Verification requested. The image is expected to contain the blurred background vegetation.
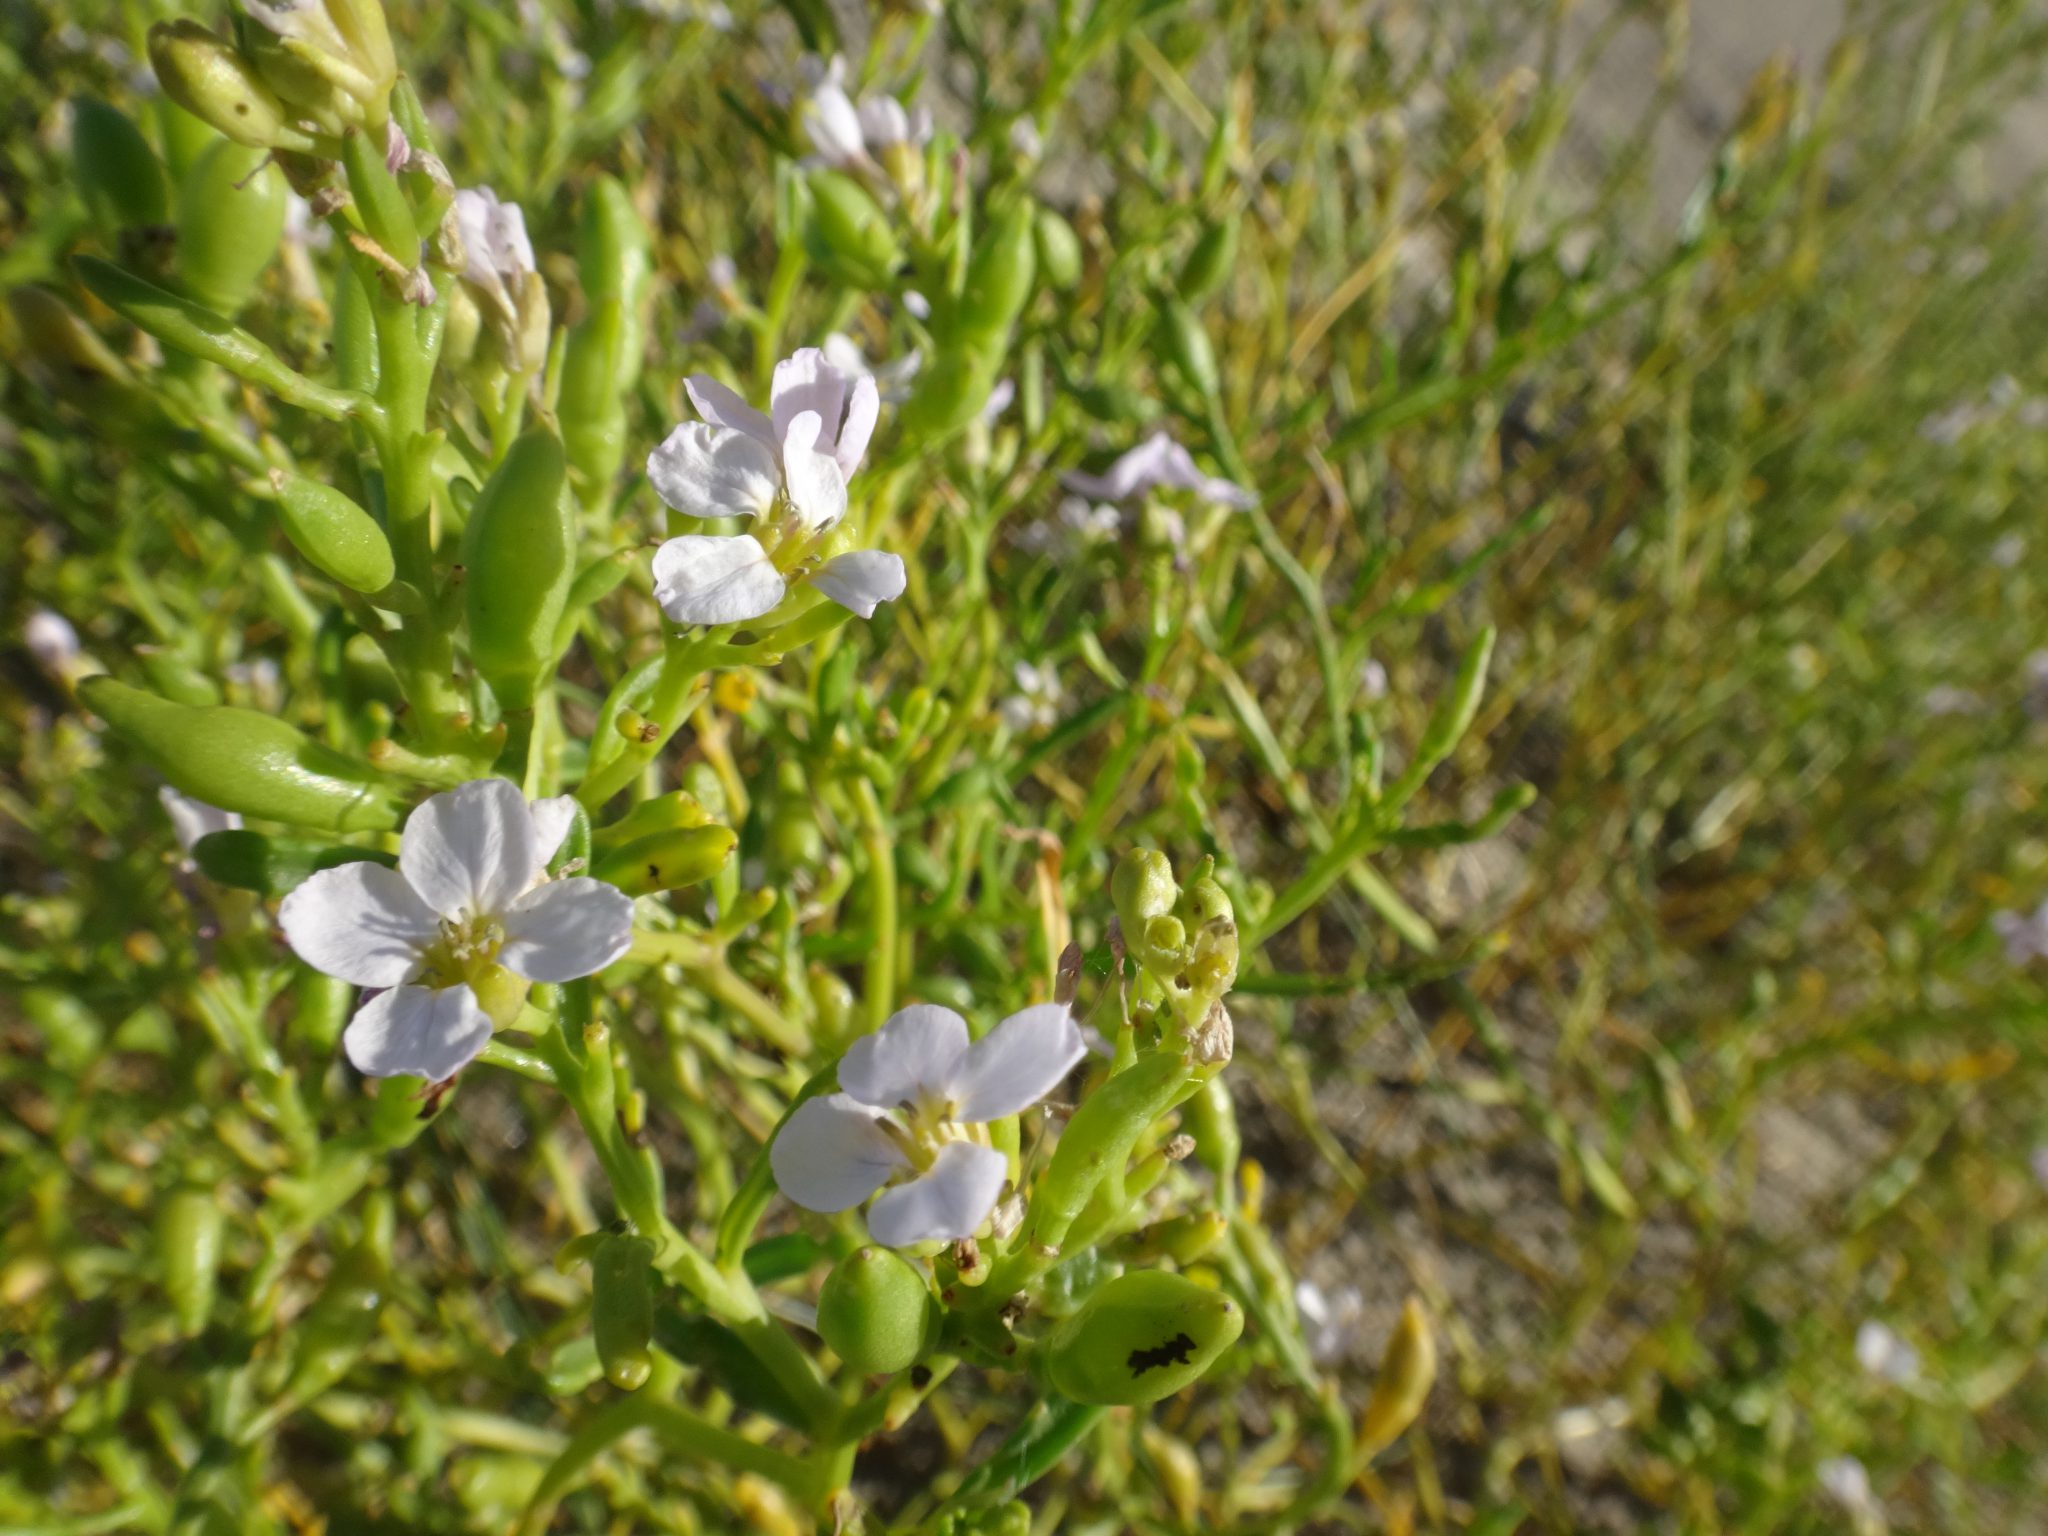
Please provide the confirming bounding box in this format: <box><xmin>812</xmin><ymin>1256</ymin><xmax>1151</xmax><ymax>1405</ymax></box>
<box><xmin>5</xmin><ymin>0</ymin><xmax>2048</xmax><ymax>1531</ymax></box>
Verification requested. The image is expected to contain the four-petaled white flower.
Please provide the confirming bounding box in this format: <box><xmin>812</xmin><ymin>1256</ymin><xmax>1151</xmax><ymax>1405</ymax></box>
<box><xmin>453</xmin><ymin>186</ymin><xmax>536</xmax><ymax>304</ymax></box>
<box><xmin>797</xmin><ymin>54</ymin><xmax>933</xmax><ymax>172</ymax></box>
<box><xmin>770</xmin><ymin>1001</ymin><xmax>1086</xmax><ymax>1247</ymax></box>
<box><xmin>648</xmin><ymin>347</ymin><xmax>906</xmax><ymax>627</ymax></box>
<box><xmin>1062</xmin><ymin>430</ymin><xmax>1256</xmax><ymax>510</ymax></box>
<box><xmin>280</xmin><ymin>779</ymin><xmax>634</xmax><ymax>1082</ymax></box>
<box><xmin>998</xmin><ymin>660</ymin><xmax>1062</xmax><ymax>732</ymax></box>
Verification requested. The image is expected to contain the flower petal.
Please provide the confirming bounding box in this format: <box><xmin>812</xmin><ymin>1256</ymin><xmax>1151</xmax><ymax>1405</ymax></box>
<box><xmin>342</xmin><ymin>983</ymin><xmax>494</xmax><ymax>1081</ymax></box>
<box><xmin>781</xmin><ymin>424</ymin><xmax>849</xmax><ymax>534</ymax></box>
<box><xmin>811</xmin><ymin>550</ymin><xmax>905</xmax><ymax>619</ymax></box>
<box><xmin>652</xmin><ymin>534</ymin><xmax>787</xmax><ymax>626</ymax></box>
<box><xmin>771</xmin><ymin>348</ymin><xmax>850</xmax><ymax>453</ymax></box>
<box><xmin>839</xmin><ymin>1003</ymin><xmax>970</xmax><ymax>1110</ymax></box>
<box><xmin>498</xmin><ymin>877</ymin><xmax>636</xmax><ymax>982</ymax></box>
<box><xmin>530</xmin><ymin>795</ymin><xmax>579</xmax><ymax>871</ymax></box>
<box><xmin>400</xmin><ymin>778</ymin><xmax>542</xmax><ymax>921</ymax></box>
<box><xmin>684</xmin><ymin>375</ymin><xmax>775</xmax><ymax>446</ymax></box>
<box><xmin>278</xmin><ymin>861</ymin><xmax>437</xmax><ymax>986</ymax></box>
<box><xmin>866</xmin><ymin>1143</ymin><xmax>1008</xmax><ymax>1246</ymax></box>
<box><xmin>952</xmin><ymin>1002</ymin><xmax>1087</xmax><ymax>1122</ymax></box>
<box><xmin>647</xmin><ymin>422</ymin><xmax>781</xmax><ymax>520</ymax></box>
<box><xmin>834</xmin><ymin>374</ymin><xmax>880</xmax><ymax>478</ymax></box>
<box><xmin>770</xmin><ymin>1094</ymin><xmax>906</xmax><ymax>1212</ymax></box>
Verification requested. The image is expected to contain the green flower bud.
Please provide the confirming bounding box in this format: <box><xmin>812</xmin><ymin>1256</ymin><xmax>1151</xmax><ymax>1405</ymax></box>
<box><xmin>191</xmin><ymin>827</ymin><xmax>396</xmax><ymax>896</ymax></box>
<box><xmin>71</xmin><ymin>97</ymin><xmax>170</xmax><ymax>239</ymax></box>
<box><xmin>1177</xmin><ymin>216</ymin><xmax>1239</xmax><ymax>304</ymax></box>
<box><xmin>540</xmin><ymin>1331</ymin><xmax>604</xmax><ymax>1396</ymax></box>
<box><xmin>804</xmin><ymin>170</ymin><xmax>900</xmax><ymax>289</ymax></box>
<box><xmin>147</xmin><ymin>21</ymin><xmax>312</xmax><ymax>153</ymax></box>
<box><xmin>897</xmin><ymin>342</ymin><xmax>1005</xmax><ymax>440</ymax></box>
<box><xmin>290</xmin><ymin>963</ymin><xmax>351</xmax><ymax>1055</ymax></box>
<box><xmin>957</xmin><ymin>198</ymin><xmax>1037</xmax><ymax>343</ymax></box>
<box><xmin>1033</xmin><ymin>206</ymin><xmax>1083</xmax><ymax>291</ymax></box>
<box><xmin>331</xmin><ymin>257</ymin><xmax>379</xmax><ymax>391</ymax></box>
<box><xmin>806</xmin><ymin>964</ymin><xmax>856</xmax><ymax>1048</ymax></box>
<box><xmin>243</xmin><ymin>0</ymin><xmax>397</xmax><ymax>134</ymax></box>
<box><xmin>590</xmin><ymin>823</ymin><xmax>736</xmax><ymax>896</ymax></box>
<box><xmin>270</xmin><ymin>468</ymin><xmax>393</xmax><ymax>592</ymax></box>
<box><xmin>1042</xmin><ymin>1270</ymin><xmax>1243</xmax><ymax>1405</ymax></box>
<box><xmin>338</xmin><ymin>124</ymin><xmax>415</xmax><ymax>261</ymax></box>
<box><xmin>558</xmin><ymin>298</ymin><xmax>629</xmax><ymax>488</ymax></box>
<box><xmin>1147</xmin><ymin>1211</ymin><xmax>1227</xmax><ymax>1265</ymax></box>
<box><xmin>1112</xmin><ymin>848</ymin><xmax>1179</xmax><ymax>936</ymax></box>
<box><xmin>1181</xmin><ymin>1075</ymin><xmax>1240</xmax><ymax>1183</ymax></box>
<box><xmin>81</xmin><ymin>677</ymin><xmax>401</xmax><ymax>831</ymax></box>
<box><xmin>463</xmin><ymin>431</ymin><xmax>574</xmax><ymax>710</ymax></box>
<box><xmin>173</xmin><ymin>139</ymin><xmax>287</xmax><ymax>316</ymax></box>
<box><xmin>595</xmin><ymin>790</ymin><xmax>711</xmax><ymax>849</ymax></box>
<box><xmin>1360</xmin><ymin>1297</ymin><xmax>1436</xmax><ymax>1453</ymax></box>
<box><xmin>578</xmin><ymin>176</ymin><xmax>652</xmax><ymax>310</ymax></box>
<box><xmin>158</xmin><ymin>1185</ymin><xmax>224</xmax><ymax>1338</ymax></box>
<box><xmin>591</xmin><ymin>1233</ymin><xmax>657</xmax><ymax>1391</ymax></box>
<box><xmin>816</xmin><ymin>1246</ymin><xmax>935</xmax><ymax>1375</ymax></box>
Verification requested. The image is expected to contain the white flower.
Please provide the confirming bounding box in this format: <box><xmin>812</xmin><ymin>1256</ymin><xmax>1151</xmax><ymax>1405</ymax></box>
<box><xmin>823</xmin><ymin>331</ymin><xmax>922</xmax><ymax>405</ymax></box>
<box><xmin>1854</xmin><ymin>1320</ymin><xmax>1920</xmax><ymax>1386</ymax></box>
<box><xmin>981</xmin><ymin>377</ymin><xmax>1016</xmax><ymax>424</ymax></box>
<box><xmin>1007</xmin><ymin>116</ymin><xmax>1044</xmax><ymax>164</ymax></box>
<box><xmin>1360</xmin><ymin>658</ymin><xmax>1389</xmax><ymax>701</ymax></box>
<box><xmin>279</xmin><ymin>780</ymin><xmax>634</xmax><ymax>1082</ymax></box>
<box><xmin>1294</xmin><ymin>1279</ymin><xmax>1366</xmax><ymax>1364</ymax></box>
<box><xmin>1817</xmin><ymin>1456</ymin><xmax>1881</xmax><ymax>1521</ymax></box>
<box><xmin>1993</xmin><ymin>902</ymin><xmax>2048</xmax><ymax>964</ymax></box>
<box><xmin>856</xmin><ymin>93</ymin><xmax>933</xmax><ymax>154</ymax></box>
<box><xmin>770</xmin><ymin>1001</ymin><xmax>1086</xmax><ymax>1246</ymax></box>
<box><xmin>160</xmin><ymin>787</ymin><xmax>241</xmax><ymax>867</ymax></box>
<box><xmin>796</xmin><ymin>55</ymin><xmax>932</xmax><ymax>172</ymax></box>
<box><xmin>647</xmin><ymin>347</ymin><xmax>905</xmax><ymax>627</ymax></box>
<box><xmin>453</xmin><ymin>186</ymin><xmax>536</xmax><ymax>303</ymax></box>
<box><xmin>997</xmin><ymin>660</ymin><xmax>1062</xmax><ymax>731</ymax></box>
<box><xmin>1062</xmin><ymin>430</ymin><xmax>1255</xmax><ymax>509</ymax></box>
<box><xmin>24</xmin><ymin>610</ymin><xmax>80</xmax><ymax>673</ymax></box>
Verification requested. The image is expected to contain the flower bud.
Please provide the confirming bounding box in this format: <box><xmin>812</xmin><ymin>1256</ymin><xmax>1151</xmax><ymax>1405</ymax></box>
<box><xmin>147</xmin><ymin>21</ymin><xmax>311</xmax><ymax>153</ymax></box>
<box><xmin>590</xmin><ymin>1233</ymin><xmax>657</xmax><ymax>1391</ymax></box>
<box><xmin>331</xmin><ymin>257</ymin><xmax>379</xmax><ymax>389</ymax></box>
<box><xmin>269</xmin><ymin>467</ymin><xmax>394</xmax><ymax>592</ymax></box>
<box><xmin>1181</xmin><ymin>1075</ymin><xmax>1240</xmax><ymax>1183</ymax></box>
<box><xmin>463</xmin><ymin>431</ymin><xmax>574</xmax><ymax>710</ymax></box>
<box><xmin>81</xmin><ymin>677</ymin><xmax>401</xmax><ymax>831</ymax></box>
<box><xmin>242</xmin><ymin>0</ymin><xmax>397</xmax><ymax>134</ymax></box>
<box><xmin>558</xmin><ymin>297</ymin><xmax>629</xmax><ymax>488</ymax></box>
<box><xmin>158</xmin><ymin>1185</ymin><xmax>224</xmax><ymax>1337</ymax></box>
<box><xmin>590</xmin><ymin>823</ymin><xmax>737</xmax><ymax>896</ymax></box>
<box><xmin>71</xmin><ymin>97</ymin><xmax>170</xmax><ymax>239</ymax></box>
<box><xmin>803</xmin><ymin>170</ymin><xmax>900</xmax><ymax>289</ymax></box>
<box><xmin>190</xmin><ymin>827</ymin><xmax>395</xmax><ymax>896</ymax></box>
<box><xmin>896</xmin><ymin>342</ymin><xmax>1004</xmax><ymax>440</ymax></box>
<box><xmin>816</xmin><ymin>1246</ymin><xmax>935</xmax><ymax>1374</ymax></box>
<box><xmin>1146</xmin><ymin>1211</ymin><xmax>1227</xmax><ymax>1265</ymax></box>
<box><xmin>172</xmin><ymin>139</ymin><xmax>287</xmax><ymax>316</ymax></box>
<box><xmin>1034</xmin><ymin>206</ymin><xmax>1083</xmax><ymax>291</ymax></box>
<box><xmin>1042</xmin><ymin>1269</ymin><xmax>1243</xmax><ymax>1405</ymax></box>
<box><xmin>1359</xmin><ymin>1297</ymin><xmax>1436</xmax><ymax>1454</ymax></box>
<box><xmin>1112</xmin><ymin>847</ymin><xmax>1179</xmax><ymax>935</ymax></box>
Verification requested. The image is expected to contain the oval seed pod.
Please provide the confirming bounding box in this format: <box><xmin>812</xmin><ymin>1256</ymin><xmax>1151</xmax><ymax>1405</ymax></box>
<box><xmin>155</xmin><ymin>99</ymin><xmax>216</xmax><ymax>184</ymax></box>
<box><xmin>1158</xmin><ymin>299</ymin><xmax>1219</xmax><ymax>401</ymax></box>
<box><xmin>1042</xmin><ymin>1269</ymin><xmax>1243</xmax><ymax>1406</ymax></box>
<box><xmin>1181</xmin><ymin>1074</ymin><xmax>1241</xmax><ymax>1183</ymax></box>
<box><xmin>1111</xmin><ymin>848</ymin><xmax>1179</xmax><ymax>937</ymax></box>
<box><xmin>175</xmin><ymin>140</ymin><xmax>288</xmax><ymax>317</ymax></box>
<box><xmin>816</xmin><ymin>1246</ymin><xmax>935</xmax><ymax>1374</ymax></box>
<box><xmin>1034</xmin><ymin>206</ymin><xmax>1083</xmax><ymax>291</ymax></box>
<box><xmin>1177</xmin><ymin>216</ymin><xmax>1240</xmax><ymax>305</ymax></box>
<box><xmin>289</xmin><ymin>963</ymin><xmax>352</xmax><ymax>1056</ymax></box>
<box><xmin>558</xmin><ymin>297</ymin><xmax>628</xmax><ymax>489</ymax></box>
<box><xmin>896</xmin><ymin>342</ymin><xmax>1004</xmax><ymax>440</ymax></box>
<box><xmin>590</xmin><ymin>1233</ymin><xmax>657</xmax><ymax>1390</ymax></box>
<box><xmin>957</xmin><ymin>197</ymin><xmax>1037</xmax><ymax>344</ymax></box>
<box><xmin>147</xmin><ymin>21</ymin><xmax>309</xmax><ymax>153</ymax></box>
<box><xmin>593</xmin><ymin>790</ymin><xmax>711</xmax><ymax>850</ymax></box>
<box><xmin>332</xmin><ymin>258</ymin><xmax>379</xmax><ymax>392</ymax></box>
<box><xmin>803</xmin><ymin>170</ymin><xmax>900</xmax><ymax>289</ymax></box>
<box><xmin>71</xmin><ymin>97</ymin><xmax>170</xmax><ymax>239</ymax></box>
<box><xmin>80</xmin><ymin>677</ymin><xmax>401</xmax><ymax>831</ymax></box>
<box><xmin>159</xmin><ymin>1185</ymin><xmax>224</xmax><ymax>1337</ymax></box>
<box><xmin>463</xmin><ymin>431</ymin><xmax>574</xmax><ymax>710</ymax></box>
<box><xmin>1360</xmin><ymin>1297</ymin><xmax>1437</xmax><ymax>1454</ymax></box>
<box><xmin>191</xmin><ymin>827</ymin><xmax>396</xmax><ymax>896</ymax></box>
<box><xmin>590</xmin><ymin>823</ymin><xmax>736</xmax><ymax>896</ymax></box>
<box><xmin>270</xmin><ymin>469</ymin><xmax>394</xmax><ymax>593</ymax></box>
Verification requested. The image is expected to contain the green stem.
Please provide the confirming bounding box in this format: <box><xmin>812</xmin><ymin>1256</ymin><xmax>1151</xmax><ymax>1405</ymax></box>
<box><xmin>853</xmin><ymin>776</ymin><xmax>898</xmax><ymax>1031</ymax></box>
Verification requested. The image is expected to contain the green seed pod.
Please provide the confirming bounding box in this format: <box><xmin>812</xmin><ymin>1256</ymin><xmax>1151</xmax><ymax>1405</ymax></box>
<box><xmin>1412</xmin><ymin>625</ymin><xmax>1496</xmax><ymax>775</ymax></box>
<box><xmin>269</xmin><ymin>469</ymin><xmax>394</xmax><ymax>593</ymax></box>
<box><xmin>803</xmin><ymin>170</ymin><xmax>900</xmax><ymax>289</ymax></box>
<box><xmin>1148</xmin><ymin>1211</ymin><xmax>1228</xmax><ymax>1265</ymax></box>
<box><xmin>80</xmin><ymin>677</ymin><xmax>401</xmax><ymax>832</ymax></box>
<box><xmin>896</xmin><ymin>342</ymin><xmax>1004</xmax><ymax>440</ymax></box>
<box><xmin>463</xmin><ymin>431</ymin><xmax>574</xmax><ymax>711</ymax></box>
<box><xmin>958</xmin><ymin>198</ymin><xmax>1037</xmax><ymax>344</ymax></box>
<box><xmin>1158</xmin><ymin>299</ymin><xmax>1219</xmax><ymax>401</ymax></box>
<box><xmin>159</xmin><ymin>1185</ymin><xmax>224</xmax><ymax>1338</ymax></box>
<box><xmin>1112</xmin><ymin>848</ymin><xmax>1179</xmax><ymax>938</ymax></box>
<box><xmin>156</xmin><ymin>99</ymin><xmax>216</xmax><ymax>184</ymax></box>
<box><xmin>816</xmin><ymin>1246</ymin><xmax>935</xmax><ymax>1374</ymax></box>
<box><xmin>290</xmin><ymin>963</ymin><xmax>351</xmax><ymax>1055</ymax></box>
<box><xmin>72</xmin><ymin>97</ymin><xmax>170</xmax><ymax>239</ymax></box>
<box><xmin>558</xmin><ymin>297</ymin><xmax>628</xmax><ymax>488</ymax></box>
<box><xmin>174</xmin><ymin>140</ymin><xmax>287</xmax><ymax>315</ymax></box>
<box><xmin>540</xmin><ymin>1331</ymin><xmax>604</xmax><ymax>1396</ymax></box>
<box><xmin>191</xmin><ymin>828</ymin><xmax>396</xmax><ymax>896</ymax></box>
<box><xmin>591</xmin><ymin>1233</ymin><xmax>657</xmax><ymax>1391</ymax></box>
<box><xmin>594</xmin><ymin>790</ymin><xmax>711</xmax><ymax>850</ymax></box>
<box><xmin>1359</xmin><ymin>1297</ymin><xmax>1436</xmax><ymax>1453</ymax></box>
<box><xmin>1042</xmin><ymin>1270</ymin><xmax>1242</xmax><ymax>1406</ymax></box>
<box><xmin>332</xmin><ymin>258</ymin><xmax>379</xmax><ymax>391</ymax></box>
<box><xmin>807</xmin><ymin>964</ymin><xmax>856</xmax><ymax>1048</ymax></box>
<box><xmin>338</xmin><ymin>124</ymin><xmax>414</xmax><ymax>261</ymax></box>
<box><xmin>147</xmin><ymin>21</ymin><xmax>311</xmax><ymax>152</ymax></box>
<box><xmin>1033</xmin><ymin>206</ymin><xmax>1083</xmax><ymax>291</ymax></box>
<box><xmin>591</xmin><ymin>823</ymin><xmax>736</xmax><ymax>896</ymax></box>
<box><xmin>1177</xmin><ymin>216</ymin><xmax>1239</xmax><ymax>304</ymax></box>
<box><xmin>1181</xmin><ymin>1075</ymin><xmax>1240</xmax><ymax>1183</ymax></box>
<box><xmin>579</xmin><ymin>176</ymin><xmax>652</xmax><ymax>310</ymax></box>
